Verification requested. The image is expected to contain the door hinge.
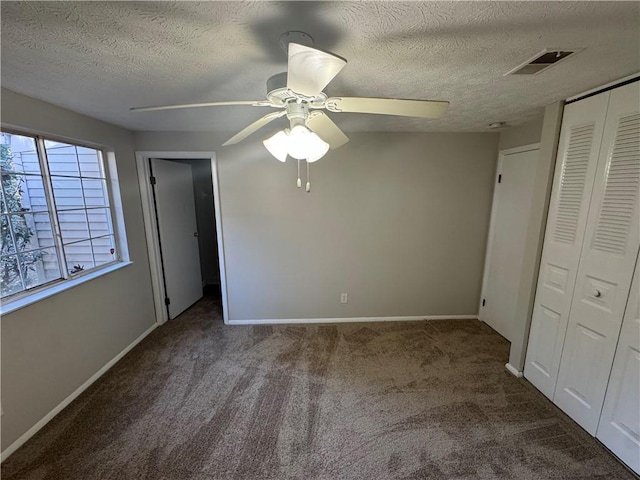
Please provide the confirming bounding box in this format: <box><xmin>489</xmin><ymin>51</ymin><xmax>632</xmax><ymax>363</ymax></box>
<box><xmin>164</xmin><ymin>297</ymin><xmax>170</xmax><ymax>306</ymax></box>
<box><xmin>482</xmin><ymin>298</ymin><xmax>486</xmax><ymax>307</ymax></box>
<box><xmin>498</xmin><ymin>174</ymin><xmax>502</xmax><ymax>184</ymax></box>
<box><xmin>150</xmin><ymin>176</ymin><xmax>156</xmax><ymax>185</ymax></box>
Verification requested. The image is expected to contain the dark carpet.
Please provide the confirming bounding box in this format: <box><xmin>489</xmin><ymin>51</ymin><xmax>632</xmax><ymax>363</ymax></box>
<box><xmin>2</xmin><ymin>296</ymin><xmax>634</xmax><ymax>479</ymax></box>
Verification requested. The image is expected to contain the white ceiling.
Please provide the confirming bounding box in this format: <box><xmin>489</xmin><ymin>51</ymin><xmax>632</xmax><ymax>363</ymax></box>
<box><xmin>1</xmin><ymin>1</ymin><xmax>639</xmax><ymax>134</ymax></box>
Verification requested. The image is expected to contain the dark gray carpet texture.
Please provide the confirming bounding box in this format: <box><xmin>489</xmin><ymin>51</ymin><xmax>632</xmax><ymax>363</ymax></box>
<box><xmin>2</xmin><ymin>295</ymin><xmax>634</xmax><ymax>479</ymax></box>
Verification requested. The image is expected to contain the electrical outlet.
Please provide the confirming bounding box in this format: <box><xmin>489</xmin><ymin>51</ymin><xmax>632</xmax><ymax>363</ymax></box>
<box><xmin>340</xmin><ymin>293</ymin><xmax>348</xmax><ymax>304</ymax></box>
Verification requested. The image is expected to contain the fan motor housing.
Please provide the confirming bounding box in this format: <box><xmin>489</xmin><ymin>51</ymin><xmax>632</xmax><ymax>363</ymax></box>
<box><xmin>266</xmin><ymin>72</ymin><xmax>327</xmax><ymax>108</ymax></box>
<box><xmin>266</xmin><ymin>72</ymin><xmax>288</xmax><ymax>96</ymax></box>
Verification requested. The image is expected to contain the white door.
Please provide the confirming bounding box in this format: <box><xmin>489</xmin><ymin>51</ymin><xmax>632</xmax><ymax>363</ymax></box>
<box><xmin>597</xmin><ymin>250</ymin><xmax>640</xmax><ymax>474</ymax></box>
<box><xmin>480</xmin><ymin>146</ymin><xmax>539</xmax><ymax>341</ymax></box>
<box><xmin>151</xmin><ymin>158</ymin><xmax>202</xmax><ymax>319</ymax></box>
<box><xmin>554</xmin><ymin>82</ymin><xmax>640</xmax><ymax>434</ymax></box>
<box><xmin>524</xmin><ymin>92</ymin><xmax>610</xmax><ymax>399</ymax></box>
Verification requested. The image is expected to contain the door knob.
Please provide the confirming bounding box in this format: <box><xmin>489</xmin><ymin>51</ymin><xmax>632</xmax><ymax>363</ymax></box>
<box><xmin>193</xmin><ymin>232</ymin><xmax>199</xmax><ymax>238</ymax></box>
<box><xmin>593</xmin><ymin>289</ymin><xmax>602</xmax><ymax>298</ymax></box>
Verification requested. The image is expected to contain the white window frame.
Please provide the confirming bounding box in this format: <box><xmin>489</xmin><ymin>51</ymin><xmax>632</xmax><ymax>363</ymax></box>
<box><xmin>0</xmin><ymin>126</ymin><xmax>131</xmax><ymax>314</ymax></box>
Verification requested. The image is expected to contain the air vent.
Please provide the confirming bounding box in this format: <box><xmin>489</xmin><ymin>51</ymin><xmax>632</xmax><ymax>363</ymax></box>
<box><xmin>506</xmin><ymin>49</ymin><xmax>582</xmax><ymax>76</ymax></box>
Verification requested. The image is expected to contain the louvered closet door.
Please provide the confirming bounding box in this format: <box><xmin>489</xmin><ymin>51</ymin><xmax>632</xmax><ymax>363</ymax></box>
<box><xmin>524</xmin><ymin>92</ymin><xmax>609</xmax><ymax>399</ymax></box>
<box><xmin>597</xmin><ymin>250</ymin><xmax>640</xmax><ymax>475</ymax></box>
<box><xmin>554</xmin><ymin>82</ymin><xmax>640</xmax><ymax>435</ymax></box>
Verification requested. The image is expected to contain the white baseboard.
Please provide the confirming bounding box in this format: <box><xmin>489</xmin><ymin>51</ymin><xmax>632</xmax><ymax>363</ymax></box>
<box><xmin>227</xmin><ymin>315</ymin><xmax>478</xmax><ymax>325</ymax></box>
<box><xmin>505</xmin><ymin>363</ymin><xmax>524</xmax><ymax>378</ymax></box>
<box><xmin>1</xmin><ymin>323</ymin><xmax>158</xmax><ymax>462</ymax></box>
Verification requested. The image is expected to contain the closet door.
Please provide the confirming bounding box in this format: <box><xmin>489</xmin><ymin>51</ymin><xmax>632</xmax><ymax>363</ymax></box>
<box><xmin>554</xmin><ymin>82</ymin><xmax>640</xmax><ymax>434</ymax></box>
<box><xmin>524</xmin><ymin>92</ymin><xmax>609</xmax><ymax>399</ymax></box>
<box><xmin>597</xmin><ymin>250</ymin><xmax>640</xmax><ymax>475</ymax></box>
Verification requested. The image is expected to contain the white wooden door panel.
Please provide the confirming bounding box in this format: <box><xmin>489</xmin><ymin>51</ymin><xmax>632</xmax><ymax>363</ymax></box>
<box><xmin>151</xmin><ymin>158</ymin><xmax>203</xmax><ymax>319</ymax></box>
<box><xmin>554</xmin><ymin>82</ymin><xmax>640</xmax><ymax>434</ymax></box>
<box><xmin>597</xmin><ymin>251</ymin><xmax>640</xmax><ymax>474</ymax></box>
<box><xmin>480</xmin><ymin>147</ymin><xmax>538</xmax><ymax>341</ymax></box>
<box><xmin>524</xmin><ymin>92</ymin><xmax>610</xmax><ymax>399</ymax></box>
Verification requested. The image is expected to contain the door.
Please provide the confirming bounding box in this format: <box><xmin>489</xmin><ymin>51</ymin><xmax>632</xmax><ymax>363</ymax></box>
<box><xmin>151</xmin><ymin>158</ymin><xmax>202</xmax><ymax>319</ymax></box>
<box><xmin>524</xmin><ymin>92</ymin><xmax>610</xmax><ymax>399</ymax></box>
<box><xmin>553</xmin><ymin>82</ymin><xmax>640</xmax><ymax>434</ymax></box>
<box><xmin>480</xmin><ymin>146</ymin><xmax>539</xmax><ymax>341</ymax></box>
<box><xmin>597</xmin><ymin>250</ymin><xmax>640</xmax><ymax>474</ymax></box>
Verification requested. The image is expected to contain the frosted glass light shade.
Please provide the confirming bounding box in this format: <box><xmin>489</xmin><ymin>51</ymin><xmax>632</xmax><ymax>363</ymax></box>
<box><xmin>263</xmin><ymin>125</ymin><xmax>330</xmax><ymax>163</ymax></box>
<box><xmin>305</xmin><ymin>132</ymin><xmax>330</xmax><ymax>162</ymax></box>
<box><xmin>287</xmin><ymin>125</ymin><xmax>311</xmax><ymax>160</ymax></box>
<box><xmin>263</xmin><ymin>130</ymin><xmax>289</xmax><ymax>162</ymax></box>
<box><xmin>287</xmin><ymin>125</ymin><xmax>330</xmax><ymax>162</ymax></box>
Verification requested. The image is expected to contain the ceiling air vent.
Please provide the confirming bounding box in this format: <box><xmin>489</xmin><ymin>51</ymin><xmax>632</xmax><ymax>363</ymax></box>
<box><xmin>505</xmin><ymin>48</ymin><xmax>582</xmax><ymax>76</ymax></box>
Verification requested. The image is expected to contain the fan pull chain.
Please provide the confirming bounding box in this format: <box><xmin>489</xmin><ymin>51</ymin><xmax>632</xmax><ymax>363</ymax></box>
<box><xmin>296</xmin><ymin>159</ymin><xmax>302</xmax><ymax>188</ymax></box>
<box><xmin>306</xmin><ymin>161</ymin><xmax>311</xmax><ymax>192</ymax></box>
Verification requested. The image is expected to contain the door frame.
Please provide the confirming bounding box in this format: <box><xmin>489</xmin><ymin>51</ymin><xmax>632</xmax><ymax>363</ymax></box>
<box><xmin>135</xmin><ymin>151</ymin><xmax>229</xmax><ymax>325</ymax></box>
<box><xmin>479</xmin><ymin>143</ymin><xmax>540</xmax><ymax>323</ymax></box>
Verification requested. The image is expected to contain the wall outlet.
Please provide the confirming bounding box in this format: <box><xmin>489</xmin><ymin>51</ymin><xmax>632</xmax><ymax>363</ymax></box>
<box><xmin>340</xmin><ymin>293</ymin><xmax>348</xmax><ymax>304</ymax></box>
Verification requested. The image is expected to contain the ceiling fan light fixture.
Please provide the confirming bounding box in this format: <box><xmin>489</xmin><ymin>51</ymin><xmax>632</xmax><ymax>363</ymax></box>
<box><xmin>133</xmin><ymin>36</ymin><xmax>450</xmax><ymax>189</ymax></box>
<box><xmin>263</xmin><ymin>130</ymin><xmax>290</xmax><ymax>162</ymax></box>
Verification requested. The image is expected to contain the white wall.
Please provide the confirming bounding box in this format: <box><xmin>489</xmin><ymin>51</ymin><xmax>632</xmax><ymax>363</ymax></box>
<box><xmin>136</xmin><ymin>130</ymin><xmax>499</xmax><ymax>320</ymax></box>
<box><xmin>1</xmin><ymin>89</ymin><xmax>156</xmax><ymax>452</ymax></box>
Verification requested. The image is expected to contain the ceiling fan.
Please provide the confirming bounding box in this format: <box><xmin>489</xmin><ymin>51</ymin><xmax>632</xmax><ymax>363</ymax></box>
<box><xmin>132</xmin><ymin>32</ymin><xmax>449</xmax><ymax>191</ymax></box>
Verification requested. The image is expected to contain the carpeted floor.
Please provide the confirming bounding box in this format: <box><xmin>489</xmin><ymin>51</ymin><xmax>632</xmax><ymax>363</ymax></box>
<box><xmin>2</xmin><ymin>295</ymin><xmax>635</xmax><ymax>480</ymax></box>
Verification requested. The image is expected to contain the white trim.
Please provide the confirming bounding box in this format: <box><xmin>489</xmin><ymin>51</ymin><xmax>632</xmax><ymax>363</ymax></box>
<box><xmin>566</xmin><ymin>72</ymin><xmax>640</xmax><ymax>102</ymax></box>
<box><xmin>505</xmin><ymin>363</ymin><xmax>524</xmax><ymax>378</ymax></box>
<box><xmin>135</xmin><ymin>151</ymin><xmax>229</xmax><ymax>325</ymax></box>
<box><xmin>496</xmin><ymin>143</ymin><xmax>541</xmax><ymax>156</ymax></box>
<box><xmin>0</xmin><ymin>261</ymin><xmax>133</xmax><ymax>315</ymax></box>
<box><xmin>210</xmin><ymin>157</ymin><xmax>230</xmax><ymax>324</ymax></box>
<box><xmin>0</xmin><ymin>125</ymin><xmax>131</xmax><ymax>315</ymax></box>
<box><xmin>136</xmin><ymin>154</ymin><xmax>168</xmax><ymax>325</ymax></box>
<box><xmin>479</xmin><ymin>143</ymin><xmax>541</xmax><ymax>320</ymax></box>
<box><xmin>0</xmin><ymin>323</ymin><xmax>158</xmax><ymax>462</ymax></box>
<box><xmin>227</xmin><ymin>315</ymin><xmax>478</xmax><ymax>325</ymax></box>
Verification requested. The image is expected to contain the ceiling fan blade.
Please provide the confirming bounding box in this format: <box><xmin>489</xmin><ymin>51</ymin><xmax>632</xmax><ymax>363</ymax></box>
<box><xmin>131</xmin><ymin>100</ymin><xmax>269</xmax><ymax>112</ymax></box>
<box><xmin>222</xmin><ymin>110</ymin><xmax>287</xmax><ymax>146</ymax></box>
<box><xmin>307</xmin><ymin>111</ymin><xmax>349</xmax><ymax>149</ymax></box>
<box><xmin>326</xmin><ymin>97</ymin><xmax>449</xmax><ymax>118</ymax></box>
<box><xmin>287</xmin><ymin>43</ymin><xmax>347</xmax><ymax>97</ymax></box>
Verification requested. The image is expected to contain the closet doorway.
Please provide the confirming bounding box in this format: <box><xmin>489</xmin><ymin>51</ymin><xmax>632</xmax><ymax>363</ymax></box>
<box><xmin>136</xmin><ymin>151</ymin><xmax>229</xmax><ymax>324</ymax></box>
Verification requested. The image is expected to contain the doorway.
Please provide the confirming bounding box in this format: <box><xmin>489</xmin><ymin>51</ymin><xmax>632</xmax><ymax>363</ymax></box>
<box><xmin>136</xmin><ymin>151</ymin><xmax>228</xmax><ymax>324</ymax></box>
<box><xmin>480</xmin><ymin>144</ymin><xmax>540</xmax><ymax>342</ymax></box>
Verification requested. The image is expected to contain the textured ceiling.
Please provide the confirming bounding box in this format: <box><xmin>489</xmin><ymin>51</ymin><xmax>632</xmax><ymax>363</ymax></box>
<box><xmin>1</xmin><ymin>1</ymin><xmax>639</xmax><ymax>133</ymax></box>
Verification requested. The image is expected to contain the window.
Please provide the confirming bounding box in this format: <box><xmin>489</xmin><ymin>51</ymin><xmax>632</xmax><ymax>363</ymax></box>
<box><xmin>1</xmin><ymin>130</ymin><xmax>122</xmax><ymax>300</ymax></box>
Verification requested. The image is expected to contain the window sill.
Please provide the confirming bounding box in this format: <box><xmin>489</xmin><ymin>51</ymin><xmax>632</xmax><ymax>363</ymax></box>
<box><xmin>0</xmin><ymin>261</ymin><xmax>133</xmax><ymax>316</ymax></box>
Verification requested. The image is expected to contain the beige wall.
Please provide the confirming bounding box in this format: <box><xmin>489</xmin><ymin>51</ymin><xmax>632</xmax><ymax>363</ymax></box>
<box><xmin>1</xmin><ymin>89</ymin><xmax>156</xmax><ymax>451</ymax></box>
<box><xmin>499</xmin><ymin>117</ymin><xmax>544</xmax><ymax>151</ymax></box>
<box><xmin>136</xmin><ymin>131</ymin><xmax>500</xmax><ymax>320</ymax></box>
